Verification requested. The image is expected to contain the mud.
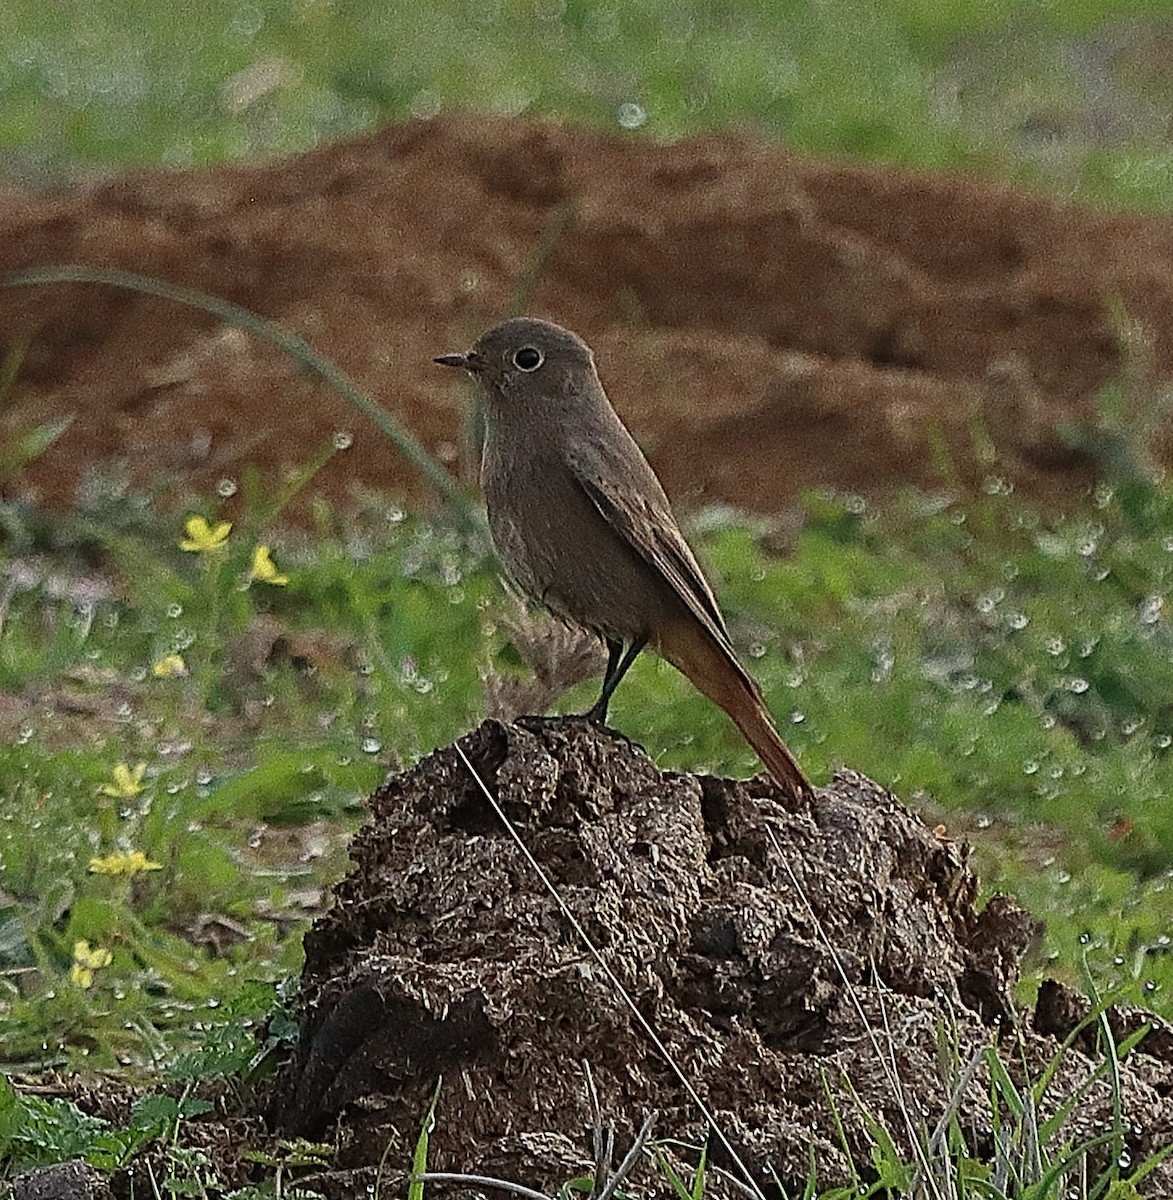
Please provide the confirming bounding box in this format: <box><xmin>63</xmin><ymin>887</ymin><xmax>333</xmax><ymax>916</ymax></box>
<box><xmin>4</xmin><ymin>113</ymin><xmax>1173</xmax><ymax>517</ymax></box>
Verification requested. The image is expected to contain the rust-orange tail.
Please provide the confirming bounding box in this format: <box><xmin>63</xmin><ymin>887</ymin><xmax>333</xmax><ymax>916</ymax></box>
<box><xmin>658</xmin><ymin>617</ymin><xmax>813</xmax><ymax>802</ymax></box>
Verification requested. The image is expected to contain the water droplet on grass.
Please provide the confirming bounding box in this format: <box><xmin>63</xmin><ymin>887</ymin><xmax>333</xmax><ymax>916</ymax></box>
<box><xmin>976</xmin><ymin>589</ymin><xmax>1003</xmax><ymax>613</ymax></box>
<box><xmin>229</xmin><ymin>4</ymin><xmax>264</xmax><ymax>38</ymax></box>
<box><xmin>409</xmin><ymin>89</ymin><xmax>442</xmax><ymax>119</ymax></box>
<box><xmin>1138</xmin><ymin>594</ymin><xmax>1166</xmax><ymax>624</ymax></box>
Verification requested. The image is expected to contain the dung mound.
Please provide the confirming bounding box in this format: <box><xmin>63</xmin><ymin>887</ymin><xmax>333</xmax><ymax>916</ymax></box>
<box><xmin>272</xmin><ymin>717</ymin><xmax>1173</xmax><ymax>1196</ymax></box>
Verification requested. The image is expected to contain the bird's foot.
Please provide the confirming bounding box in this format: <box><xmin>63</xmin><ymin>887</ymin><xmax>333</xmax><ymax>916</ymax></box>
<box><xmin>586</xmin><ymin>718</ymin><xmax>645</xmax><ymax>756</ymax></box>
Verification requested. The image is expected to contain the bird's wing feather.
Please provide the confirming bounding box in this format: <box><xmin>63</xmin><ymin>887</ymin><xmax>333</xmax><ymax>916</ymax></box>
<box><xmin>566</xmin><ymin>444</ymin><xmax>739</xmax><ymax>658</ymax></box>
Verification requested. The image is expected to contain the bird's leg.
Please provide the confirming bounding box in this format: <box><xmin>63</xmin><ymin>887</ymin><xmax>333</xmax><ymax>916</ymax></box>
<box><xmin>585</xmin><ymin>635</ymin><xmax>648</xmax><ymax>724</ymax></box>
<box><xmin>585</xmin><ymin>638</ymin><xmax>624</xmax><ymax>724</ymax></box>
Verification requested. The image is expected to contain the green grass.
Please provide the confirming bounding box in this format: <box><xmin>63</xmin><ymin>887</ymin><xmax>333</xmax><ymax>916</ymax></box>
<box><xmin>0</xmin><ymin>469</ymin><xmax>1170</xmax><ymax>1071</ymax></box>
<box><xmin>4</xmin><ymin>0</ymin><xmax>1173</xmax><ymax>209</ymax></box>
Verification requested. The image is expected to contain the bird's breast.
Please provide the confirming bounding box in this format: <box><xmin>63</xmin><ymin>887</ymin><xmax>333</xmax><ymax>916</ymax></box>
<box><xmin>481</xmin><ymin>445</ymin><xmax>668</xmax><ymax>641</ymax></box>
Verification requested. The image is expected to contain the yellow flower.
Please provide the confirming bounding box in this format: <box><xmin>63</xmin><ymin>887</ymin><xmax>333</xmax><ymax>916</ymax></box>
<box><xmin>70</xmin><ymin>940</ymin><xmax>113</xmax><ymax>989</ymax></box>
<box><xmin>179</xmin><ymin>515</ymin><xmax>232</xmax><ymax>552</ymax></box>
<box><xmin>88</xmin><ymin>850</ymin><xmax>163</xmax><ymax>876</ymax></box>
<box><xmin>248</xmin><ymin>545</ymin><xmax>289</xmax><ymax>586</ymax></box>
<box><xmin>99</xmin><ymin>762</ymin><xmax>146</xmax><ymax>798</ymax></box>
<box><xmin>152</xmin><ymin>653</ymin><xmax>188</xmax><ymax>678</ymax></box>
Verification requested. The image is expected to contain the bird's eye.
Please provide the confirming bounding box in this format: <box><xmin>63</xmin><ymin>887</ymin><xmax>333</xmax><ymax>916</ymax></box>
<box><xmin>512</xmin><ymin>346</ymin><xmax>543</xmax><ymax>372</ymax></box>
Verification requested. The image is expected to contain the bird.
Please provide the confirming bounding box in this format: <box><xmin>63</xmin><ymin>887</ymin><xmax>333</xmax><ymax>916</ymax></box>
<box><xmin>435</xmin><ymin>317</ymin><xmax>812</xmax><ymax>801</ymax></box>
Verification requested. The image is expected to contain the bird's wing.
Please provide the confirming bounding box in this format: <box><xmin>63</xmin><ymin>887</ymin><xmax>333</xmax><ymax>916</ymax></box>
<box><xmin>566</xmin><ymin>443</ymin><xmax>740</xmax><ymax>658</ymax></box>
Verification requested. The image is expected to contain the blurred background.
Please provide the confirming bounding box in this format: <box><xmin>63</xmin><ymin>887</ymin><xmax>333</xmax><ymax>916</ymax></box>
<box><xmin>3</xmin><ymin>0</ymin><xmax>1173</xmax><ymax>207</ymax></box>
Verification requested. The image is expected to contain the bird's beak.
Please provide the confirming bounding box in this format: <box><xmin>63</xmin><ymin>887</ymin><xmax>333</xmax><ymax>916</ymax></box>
<box><xmin>434</xmin><ymin>351</ymin><xmax>480</xmax><ymax>373</ymax></box>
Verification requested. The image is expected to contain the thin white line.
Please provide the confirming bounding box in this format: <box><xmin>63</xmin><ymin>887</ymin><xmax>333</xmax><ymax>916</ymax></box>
<box><xmin>455</xmin><ymin>739</ymin><xmax>765</xmax><ymax>1200</ymax></box>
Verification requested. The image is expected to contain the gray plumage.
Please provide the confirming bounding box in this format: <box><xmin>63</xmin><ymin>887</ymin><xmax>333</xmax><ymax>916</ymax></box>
<box><xmin>435</xmin><ymin>316</ymin><xmax>812</xmax><ymax>799</ymax></box>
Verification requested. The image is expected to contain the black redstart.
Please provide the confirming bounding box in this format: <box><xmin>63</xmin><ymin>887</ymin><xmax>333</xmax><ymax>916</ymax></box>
<box><xmin>436</xmin><ymin>317</ymin><xmax>812</xmax><ymax>801</ymax></box>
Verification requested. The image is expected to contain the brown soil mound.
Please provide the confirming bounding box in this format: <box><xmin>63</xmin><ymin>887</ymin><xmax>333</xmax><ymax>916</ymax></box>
<box><xmin>268</xmin><ymin>718</ymin><xmax>1173</xmax><ymax>1197</ymax></box>
<box><xmin>5</xmin><ymin>113</ymin><xmax>1173</xmax><ymax>516</ymax></box>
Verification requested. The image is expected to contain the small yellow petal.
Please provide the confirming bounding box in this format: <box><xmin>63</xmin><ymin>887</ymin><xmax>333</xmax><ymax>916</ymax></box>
<box><xmin>70</xmin><ymin>940</ymin><xmax>112</xmax><ymax>987</ymax></box>
<box><xmin>99</xmin><ymin>762</ymin><xmax>146</xmax><ymax>798</ymax></box>
<box><xmin>249</xmin><ymin>545</ymin><xmax>289</xmax><ymax>586</ymax></box>
<box><xmin>73</xmin><ymin>941</ymin><xmax>112</xmax><ymax>970</ymax></box>
<box><xmin>179</xmin><ymin>515</ymin><xmax>232</xmax><ymax>552</ymax></box>
<box><xmin>152</xmin><ymin>654</ymin><xmax>188</xmax><ymax>678</ymax></box>
<box><xmin>88</xmin><ymin>850</ymin><xmax>163</xmax><ymax>876</ymax></box>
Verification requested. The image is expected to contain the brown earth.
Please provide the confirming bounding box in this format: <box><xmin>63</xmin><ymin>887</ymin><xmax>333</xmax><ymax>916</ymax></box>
<box><xmin>4</xmin><ymin>112</ymin><xmax>1173</xmax><ymax>519</ymax></box>
<box><xmin>269</xmin><ymin>718</ymin><xmax>1171</xmax><ymax>1198</ymax></box>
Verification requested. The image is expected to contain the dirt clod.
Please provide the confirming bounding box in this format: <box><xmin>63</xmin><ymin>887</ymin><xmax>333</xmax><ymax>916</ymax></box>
<box><xmin>272</xmin><ymin>717</ymin><xmax>1173</xmax><ymax>1197</ymax></box>
<box><xmin>11</xmin><ymin>1160</ymin><xmax>107</xmax><ymax>1200</ymax></box>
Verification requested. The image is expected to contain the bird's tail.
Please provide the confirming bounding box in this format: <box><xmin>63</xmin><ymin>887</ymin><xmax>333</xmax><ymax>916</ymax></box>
<box><xmin>658</xmin><ymin>618</ymin><xmax>813</xmax><ymax>802</ymax></box>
